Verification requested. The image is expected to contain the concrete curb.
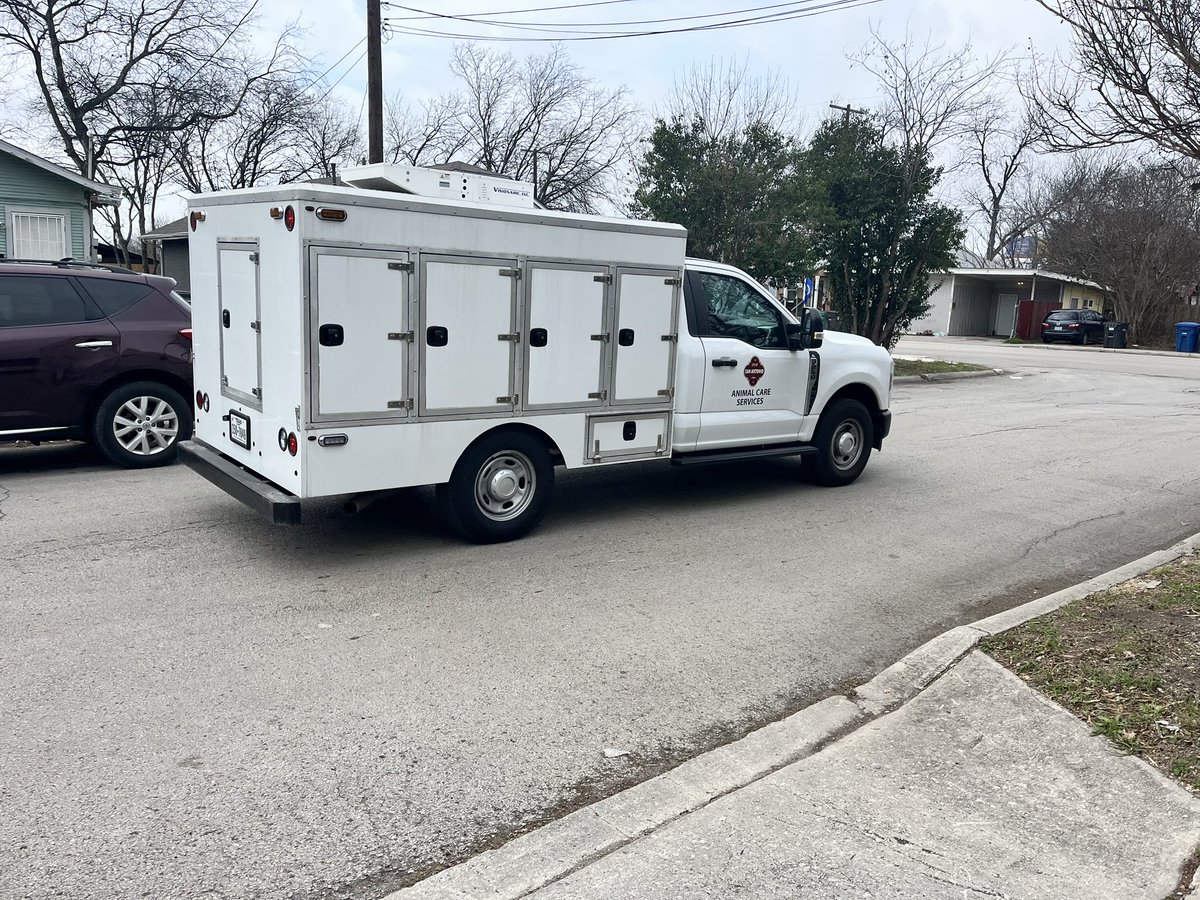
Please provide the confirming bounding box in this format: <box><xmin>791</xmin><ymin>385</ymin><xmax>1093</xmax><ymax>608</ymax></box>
<box><xmin>893</xmin><ymin>368</ymin><xmax>1003</xmax><ymax>385</ymax></box>
<box><xmin>387</xmin><ymin>530</ymin><xmax>1200</xmax><ymax>900</ymax></box>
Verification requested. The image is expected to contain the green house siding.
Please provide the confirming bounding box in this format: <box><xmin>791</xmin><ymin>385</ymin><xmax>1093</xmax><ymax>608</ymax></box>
<box><xmin>0</xmin><ymin>151</ymin><xmax>91</xmax><ymax>258</ymax></box>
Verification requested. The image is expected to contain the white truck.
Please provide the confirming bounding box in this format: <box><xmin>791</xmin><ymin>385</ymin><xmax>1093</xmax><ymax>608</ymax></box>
<box><xmin>178</xmin><ymin>165</ymin><xmax>893</xmax><ymax>542</ymax></box>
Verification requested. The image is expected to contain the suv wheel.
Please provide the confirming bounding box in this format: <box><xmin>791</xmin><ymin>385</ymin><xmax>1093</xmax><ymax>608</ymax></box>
<box><xmin>93</xmin><ymin>381</ymin><xmax>192</xmax><ymax>468</ymax></box>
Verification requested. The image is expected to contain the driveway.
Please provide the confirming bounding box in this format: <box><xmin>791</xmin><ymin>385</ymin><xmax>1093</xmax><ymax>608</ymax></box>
<box><xmin>3</xmin><ymin>344</ymin><xmax>1199</xmax><ymax>899</ymax></box>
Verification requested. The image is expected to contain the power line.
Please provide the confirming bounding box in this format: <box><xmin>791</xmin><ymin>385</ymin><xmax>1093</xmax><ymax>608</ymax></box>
<box><xmin>382</xmin><ymin>0</ymin><xmax>885</xmax><ymax>41</ymax></box>
<box><xmin>382</xmin><ymin>0</ymin><xmax>637</xmax><ymax>17</ymax></box>
<box><xmin>313</xmin><ymin>49</ymin><xmax>369</xmax><ymax>105</ymax></box>
<box><xmin>307</xmin><ymin>37</ymin><xmax>368</xmax><ymax>91</ymax></box>
<box><xmin>386</xmin><ymin>0</ymin><xmax>833</xmax><ymax>29</ymax></box>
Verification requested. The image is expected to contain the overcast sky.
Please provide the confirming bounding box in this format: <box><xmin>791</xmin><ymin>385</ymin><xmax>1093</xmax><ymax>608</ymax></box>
<box><xmin>264</xmin><ymin>0</ymin><xmax>1074</xmax><ymax>130</ymax></box>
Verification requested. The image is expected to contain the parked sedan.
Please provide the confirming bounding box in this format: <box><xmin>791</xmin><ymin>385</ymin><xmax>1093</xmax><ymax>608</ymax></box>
<box><xmin>0</xmin><ymin>259</ymin><xmax>193</xmax><ymax>467</ymax></box>
<box><xmin>1041</xmin><ymin>309</ymin><xmax>1107</xmax><ymax>345</ymax></box>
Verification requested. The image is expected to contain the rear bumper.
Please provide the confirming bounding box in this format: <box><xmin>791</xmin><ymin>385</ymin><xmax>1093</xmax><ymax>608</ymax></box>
<box><xmin>178</xmin><ymin>439</ymin><xmax>301</xmax><ymax>525</ymax></box>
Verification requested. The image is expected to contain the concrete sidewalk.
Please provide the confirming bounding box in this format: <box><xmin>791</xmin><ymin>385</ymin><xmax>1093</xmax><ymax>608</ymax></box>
<box><xmin>389</xmin><ymin>537</ymin><xmax>1200</xmax><ymax>900</ymax></box>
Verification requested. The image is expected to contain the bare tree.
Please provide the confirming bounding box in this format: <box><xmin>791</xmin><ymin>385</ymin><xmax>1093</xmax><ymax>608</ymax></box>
<box><xmin>451</xmin><ymin>44</ymin><xmax>638</xmax><ymax>212</ymax></box>
<box><xmin>286</xmin><ymin>97</ymin><xmax>363</xmax><ymax>182</ymax></box>
<box><xmin>384</xmin><ymin>44</ymin><xmax>638</xmax><ymax>212</ymax></box>
<box><xmin>0</xmin><ymin>0</ymin><xmax>291</xmax><ymax>180</ymax></box>
<box><xmin>850</xmin><ymin>25</ymin><xmax>1003</xmax><ymax>165</ymax></box>
<box><xmin>663</xmin><ymin>56</ymin><xmax>800</xmax><ymax>141</ymax></box>
<box><xmin>1041</xmin><ymin>156</ymin><xmax>1200</xmax><ymax>344</ymax></box>
<box><xmin>385</xmin><ymin>93</ymin><xmax>469</xmax><ymax>167</ymax></box>
<box><xmin>1031</xmin><ymin>0</ymin><xmax>1200</xmax><ymax>160</ymax></box>
<box><xmin>962</xmin><ymin>105</ymin><xmax>1046</xmax><ymax>262</ymax></box>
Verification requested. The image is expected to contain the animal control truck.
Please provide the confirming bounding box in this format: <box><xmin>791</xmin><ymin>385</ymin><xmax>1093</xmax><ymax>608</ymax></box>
<box><xmin>178</xmin><ymin>165</ymin><xmax>893</xmax><ymax>542</ymax></box>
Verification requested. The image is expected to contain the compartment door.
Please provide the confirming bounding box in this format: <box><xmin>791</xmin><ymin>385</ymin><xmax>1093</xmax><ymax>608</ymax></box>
<box><xmin>611</xmin><ymin>269</ymin><xmax>679</xmax><ymax>406</ymax></box>
<box><xmin>218</xmin><ymin>241</ymin><xmax>262</xmax><ymax>409</ymax></box>
<box><xmin>311</xmin><ymin>247</ymin><xmax>411</xmax><ymax>420</ymax></box>
<box><xmin>422</xmin><ymin>256</ymin><xmax>518</xmax><ymax>414</ymax></box>
<box><xmin>524</xmin><ymin>264</ymin><xmax>608</xmax><ymax>409</ymax></box>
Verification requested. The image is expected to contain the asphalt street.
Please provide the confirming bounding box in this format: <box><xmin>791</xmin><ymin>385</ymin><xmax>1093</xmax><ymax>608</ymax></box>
<box><xmin>2</xmin><ymin>339</ymin><xmax>1199</xmax><ymax>900</ymax></box>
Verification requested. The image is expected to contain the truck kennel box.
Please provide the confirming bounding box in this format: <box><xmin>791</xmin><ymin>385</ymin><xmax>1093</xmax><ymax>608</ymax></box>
<box><xmin>179</xmin><ymin>165</ymin><xmax>892</xmax><ymax>542</ymax></box>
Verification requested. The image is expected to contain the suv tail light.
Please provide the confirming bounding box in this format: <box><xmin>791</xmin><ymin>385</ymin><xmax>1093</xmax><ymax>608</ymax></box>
<box><xmin>179</xmin><ymin>328</ymin><xmax>193</xmax><ymax>340</ymax></box>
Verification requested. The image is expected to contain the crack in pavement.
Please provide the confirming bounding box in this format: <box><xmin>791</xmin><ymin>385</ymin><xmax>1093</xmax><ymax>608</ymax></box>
<box><xmin>759</xmin><ymin>803</ymin><xmax>1015</xmax><ymax>899</ymax></box>
<box><xmin>1015</xmin><ymin>510</ymin><xmax>1127</xmax><ymax>564</ymax></box>
<box><xmin>0</xmin><ymin>481</ymin><xmax>8</xmax><ymax>523</ymax></box>
<box><xmin>4</xmin><ymin>518</ymin><xmax>227</xmax><ymax>563</ymax></box>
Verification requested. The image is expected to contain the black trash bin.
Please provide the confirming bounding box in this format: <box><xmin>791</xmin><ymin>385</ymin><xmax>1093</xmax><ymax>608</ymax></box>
<box><xmin>1104</xmin><ymin>321</ymin><xmax>1128</xmax><ymax>349</ymax></box>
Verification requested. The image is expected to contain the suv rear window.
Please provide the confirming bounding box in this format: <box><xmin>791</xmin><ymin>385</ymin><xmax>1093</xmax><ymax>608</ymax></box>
<box><xmin>0</xmin><ymin>275</ymin><xmax>93</xmax><ymax>327</ymax></box>
<box><xmin>1045</xmin><ymin>311</ymin><xmax>1080</xmax><ymax>322</ymax></box>
<box><xmin>81</xmin><ymin>278</ymin><xmax>154</xmax><ymax>316</ymax></box>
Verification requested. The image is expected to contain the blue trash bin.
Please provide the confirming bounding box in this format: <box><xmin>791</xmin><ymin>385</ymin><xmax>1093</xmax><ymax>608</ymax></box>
<box><xmin>1175</xmin><ymin>322</ymin><xmax>1200</xmax><ymax>353</ymax></box>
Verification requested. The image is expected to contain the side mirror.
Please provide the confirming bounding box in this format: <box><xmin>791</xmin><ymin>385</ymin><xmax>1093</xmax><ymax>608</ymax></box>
<box><xmin>787</xmin><ymin>308</ymin><xmax>824</xmax><ymax>350</ymax></box>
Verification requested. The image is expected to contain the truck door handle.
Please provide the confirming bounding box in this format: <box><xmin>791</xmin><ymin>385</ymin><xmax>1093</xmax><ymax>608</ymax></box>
<box><xmin>75</xmin><ymin>340</ymin><xmax>113</xmax><ymax>349</ymax></box>
<box><xmin>318</xmin><ymin>323</ymin><xmax>344</xmax><ymax>347</ymax></box>
<box><xmin>529</xmin><ymin>327</ymin><xmax>548</xmax><ymax>347</ymax></box>
<box><xmin>712</xmin><ymin>357</ymin><xmax>738</xmax><ymax>368</ymax></box>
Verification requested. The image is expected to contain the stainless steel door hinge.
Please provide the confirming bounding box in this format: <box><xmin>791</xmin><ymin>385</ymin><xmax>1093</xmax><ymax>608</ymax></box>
<box><xmin>657</xmin><ymin>388</ymin><xmax>674</xmax><ymax>398</ymax></box>
<box><xmin>587</xmin><ymin>390</ymin><xmax>608</xmax><ymax>401</ymax></box>
<box><xmin>251</xmin><ymin>387</ymin><xmax>262</xmax><ymax>398</ymax></box>
<box><xmin>664</xmin><ymin>276</ymin><xmax>681</xmax><ymax>286</ymax></box>
<box><xmin>221</xmin><ymin>375</ymin><xmax>229</xmax><ymax>386</ymax></box>
<box><xmin>388</xmin><ymin>331</ymin><xmax>415</xmax><ymax>342</ymax></box>
<box><xmin>590</xmin><ymin>333</ymin><xmax>610</xmax><ymax>343</ymax></box>
<box><xmin>497</xmin><ymin>333</ymin><xmax>520</xmax><ymax>342</ymax></box>
<box><xmin>660</xmin><ymin>333</ymin><xmax>678</xmax><ymax>343</ymax></box>
<box><xmin>387</xmin><ymin>399</ymin><xmax>414</xmax><ymax>410</ymax></box>
<box><xmin>593</xmin><ymin>273</ymin><xmax>613</xmax><ymax>284</ymax></box>
<box><xmin>388</xmin><ymin>261</ymin><xmax>415</xmax><ymax>273</ymax></box>
<box><xmin>249</xmin><ymin>252</ymin><xmax>260</xmax><ymax>264</ymax></box>
<box><xmin>499</xmin><ymin>268</ymin><xmax>521</xmax><ymax>279</ymax></box>
<box><xmin>496</xmin><ymin>393</ymin><xmax>520</xmax><ymax>405</ymax></box>
<box><xmin>250</xmin><ymin>320</ymin><xmax>261</xmax><ymax>332</ymax></box>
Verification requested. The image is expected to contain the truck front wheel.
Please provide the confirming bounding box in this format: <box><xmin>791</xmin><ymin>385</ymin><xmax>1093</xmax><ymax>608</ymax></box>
<box><xmin>438</xmin><ymin>430</ymin><xmax>554</xmax><ymax>543</ymax></box>
<box><xmin>808</xmin><ymin>398</ymin><xmax>873</xmax><ymax>486</ymax></box>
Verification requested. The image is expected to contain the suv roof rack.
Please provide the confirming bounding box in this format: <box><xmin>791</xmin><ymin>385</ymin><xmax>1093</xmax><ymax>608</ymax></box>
<box><xmin>0</xmin><ymin>257</ymin><xmax>137</xmax><ymax>274</ymax></box>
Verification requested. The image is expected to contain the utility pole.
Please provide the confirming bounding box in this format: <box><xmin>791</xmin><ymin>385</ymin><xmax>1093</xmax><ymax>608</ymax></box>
<box><xmin>829</xmin><ymin>102</ymin><xmax>869</xmax><ymax>126</ymax></box>
<box><xmin>367</xmin><ymin>0</ymin><xmax>383</xmax><ymax>164</ymax></box>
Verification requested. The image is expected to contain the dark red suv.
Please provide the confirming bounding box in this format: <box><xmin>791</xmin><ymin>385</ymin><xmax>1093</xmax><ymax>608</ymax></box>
<box><xmin>0</xmin><ymin>260</ymin><xmax>193</xmax><ymax>467</ymax></box>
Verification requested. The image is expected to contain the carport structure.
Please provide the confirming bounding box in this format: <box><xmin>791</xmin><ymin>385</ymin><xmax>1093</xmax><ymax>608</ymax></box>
<box><xmin>911</xmin><ymin>268</ymin><xmax>1107</xmax><ymax>339</ymax></box>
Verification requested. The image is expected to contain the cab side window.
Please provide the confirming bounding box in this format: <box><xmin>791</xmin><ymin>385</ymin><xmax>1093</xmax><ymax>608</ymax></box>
<box><xmin>694</xmin><ymin>272</ymin><xmax>786</xmax><ymax>349</ymax></box>
<box><xmin>0</xmin><ymin>275</ymin><xmax>92</xmax><ymax>327</ymax></box>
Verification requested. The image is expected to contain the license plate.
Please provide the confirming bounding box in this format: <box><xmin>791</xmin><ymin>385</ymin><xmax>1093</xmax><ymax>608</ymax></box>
<box><xmin>228</xmin><ymin>410</ymin><xmax>251</xmax><ymax>449</ymax></box>
<box><xmin>1055</xmin><ymin>325</ymin><xmax>1064</xmax><ymax>330</ymax></box>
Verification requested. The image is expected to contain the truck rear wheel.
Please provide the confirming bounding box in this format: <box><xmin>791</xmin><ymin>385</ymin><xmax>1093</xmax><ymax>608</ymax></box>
<box><xmin>808</xmin><ymin>398</ymin><xmax>873</xmax><ymax>487</ymax></box>
<box><xmin>438</xmin><ymin>430</ymin><xmax>554</xmax><ymax>543</ymax></box>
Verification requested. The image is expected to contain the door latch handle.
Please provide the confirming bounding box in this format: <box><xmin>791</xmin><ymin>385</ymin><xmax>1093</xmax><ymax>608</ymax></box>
<box><xmin>75</xmin><ymin>340</ymin><xmax>113</xmax><ymax>349</ymax></box>
<box><xmin>711</xmin><ymin>357</ymin><xmax>738</xmax><ymax>368</ymax></box>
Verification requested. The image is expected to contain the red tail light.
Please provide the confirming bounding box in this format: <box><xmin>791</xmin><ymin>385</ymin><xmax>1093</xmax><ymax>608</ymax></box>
<box><xmin>284</xmin><ymin>205</ymin><xmax>296</xmax><ymax>231</ymax></box>
<box><xmin>1067</xmin><ymin>323</ymin><xmax>1080</xmax><ymax>329</ymax></box>
<box><xmin>287</xmin><ymin>432</ymin><xmax>298</xmax><ymax>456</ymax></box>
<box><xmin>179</xmin><ymin>328</ymin><xmax>193</xmax><ymax>340</ymax></box>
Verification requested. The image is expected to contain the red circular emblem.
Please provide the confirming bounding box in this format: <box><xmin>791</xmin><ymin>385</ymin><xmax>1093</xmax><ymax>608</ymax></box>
<box><xmin>744</xmin><ymin>356</ymin><xmax>765</xmax><ymax>386</ymax></box>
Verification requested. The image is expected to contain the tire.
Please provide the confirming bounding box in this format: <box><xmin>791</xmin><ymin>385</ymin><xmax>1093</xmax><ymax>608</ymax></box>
<box><xmin>437</xmin><ymin>429</ymin><xmax>554</xmax><ymax>543</ymax></box>
<box><xmin>93</xmin><ymin>381</ymin><xmax>192</xmax><ymax>468</ymax></box>
<box><xmin>808</xmin><ymin>398</ymin><xmax>874</xmax><ymax>487</ymax></box>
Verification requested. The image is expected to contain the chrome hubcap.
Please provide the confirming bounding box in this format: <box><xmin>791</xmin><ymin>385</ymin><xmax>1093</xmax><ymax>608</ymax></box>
<box><xmin>112</xmin><ymin>396</ymin><xmax>179</xmax><ymax>456</ymax></box>
<box><xmin>831</xmin><ymin>420</ymin><xmax>863</xmax><ymax>471</ymax></box>
<box><xmin>475</xmin><ymin>451</ymin><xmax>535</xmax><ymax>521</ymax></box>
